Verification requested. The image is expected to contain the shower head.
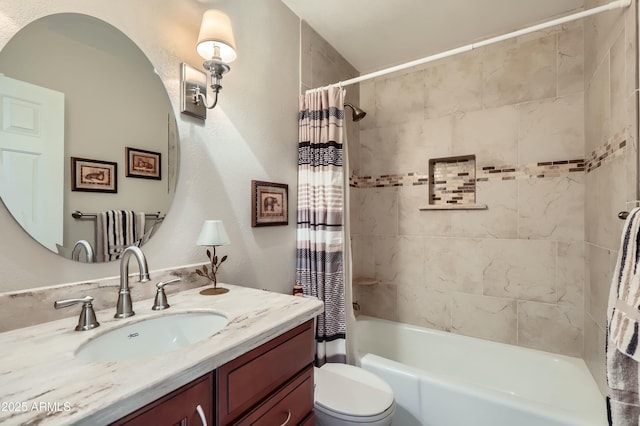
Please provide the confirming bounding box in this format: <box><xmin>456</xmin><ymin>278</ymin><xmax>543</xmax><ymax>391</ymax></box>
<box><xmin>345</xmin><ymin>103</ymin><xmax>367</xmax><ymax>122</ymax></box>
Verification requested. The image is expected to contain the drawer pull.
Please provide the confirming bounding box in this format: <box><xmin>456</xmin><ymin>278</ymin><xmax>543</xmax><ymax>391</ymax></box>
<box><xmin>279</xmin><ymin>409</ymin><xmax>292</xmax><ymax>426</ymax></box>
<box><xmin>195</xmin><ymin>404</ymin><xmax>208</xmax><ymax>426</ymax></box>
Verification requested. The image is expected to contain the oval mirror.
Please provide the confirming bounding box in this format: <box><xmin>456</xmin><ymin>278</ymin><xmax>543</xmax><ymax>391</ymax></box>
<box><xmin>0</xmin><ymin>13</ymin><xmax>179</xmax><ymax>263</ymax></box>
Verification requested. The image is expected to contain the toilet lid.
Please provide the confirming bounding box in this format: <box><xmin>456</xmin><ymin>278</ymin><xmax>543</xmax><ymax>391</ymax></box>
<box><xmin>314</xmin><ymin>363</ymin><xmax>394</xmax><ymax>418</ymax></box>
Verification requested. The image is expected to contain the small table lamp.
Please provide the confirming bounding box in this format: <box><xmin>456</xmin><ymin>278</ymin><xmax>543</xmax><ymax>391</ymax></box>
<box><xmin>196</xmin><ymin>220</ymin><xmax>230</xmax><ymax>295</ymax></box>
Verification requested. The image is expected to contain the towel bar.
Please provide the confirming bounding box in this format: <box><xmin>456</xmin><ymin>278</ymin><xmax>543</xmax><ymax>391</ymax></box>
<box><xmin>619</xmin><ymin>202</ymin><xmax>640</xmax><ymax>220</ymax></box>
<box><xmin>72</xmin><ymin>210</ymin><xmax>164</xmax><ymax>221</ymax></box>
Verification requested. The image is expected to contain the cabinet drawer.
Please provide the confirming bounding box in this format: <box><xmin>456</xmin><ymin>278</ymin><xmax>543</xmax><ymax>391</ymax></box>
<box><xmin>217</xmin><ymin>320</ymin><xmax>314</xmax><ymax>425</ymax></box>
<box><xmin>300</xmin><ymin>413</ymin><xmax>315</xmax><ymax>426</ymax></box>
<box><xmin>111</xmin><ymin>372</ymin><xmax>213</xmax><ymax>426</ymax></box>
<box><xmin>236</xmin><ymin>366</ymin><xmax>314</xmax><ymax>426</ymax></box>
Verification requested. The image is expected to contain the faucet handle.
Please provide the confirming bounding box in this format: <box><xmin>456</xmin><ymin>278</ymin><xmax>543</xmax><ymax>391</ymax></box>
<box><xmin>152</xmin><ymin>278</ymin><xmax>182</xmax><ymax>311</ymax></box>
<box><xmin>54</xmin><ymin>296</ymin><xmax>100</xmax><ymax>331</ymax></box>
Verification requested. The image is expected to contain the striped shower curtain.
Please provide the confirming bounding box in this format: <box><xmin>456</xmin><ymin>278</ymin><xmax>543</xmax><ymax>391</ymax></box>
<box><xmin>296</xmin><ymin>86</ymin><xmax>346</xmax><ymax>365</ymax></box>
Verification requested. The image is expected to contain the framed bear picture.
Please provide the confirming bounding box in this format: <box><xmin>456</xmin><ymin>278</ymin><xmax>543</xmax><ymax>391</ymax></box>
<box><xmin>251</xmin><ymin>180</ymin><xmax>288</xmax><ymax>227</ymax></box>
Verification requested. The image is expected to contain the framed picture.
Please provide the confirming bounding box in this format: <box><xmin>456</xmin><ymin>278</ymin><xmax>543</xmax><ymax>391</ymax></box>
<box><xmin>126</xmin><ymin>147</ymin><xmax>161</xmax><ymax>180</ymax></box>
<box><xmin>251</xmin><ymin>180</ymin><xmax>288</xmax><ymax>227</ymax></box>
<box><xmin>71</xmin><ymin>157</ymin><xmax>117</xmax><ymax>193</ymax></box>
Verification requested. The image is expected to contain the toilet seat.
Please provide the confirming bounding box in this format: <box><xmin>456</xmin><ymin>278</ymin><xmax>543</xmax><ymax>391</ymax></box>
<box><xmin>315</xmin><ymin>403</ymin><xmax>395</xmax><ymax>424</ymax></box>
<box><xmin>314</xmin><ymin>363</ymin><xmax>395</xmax><ymax>423</ymax></box>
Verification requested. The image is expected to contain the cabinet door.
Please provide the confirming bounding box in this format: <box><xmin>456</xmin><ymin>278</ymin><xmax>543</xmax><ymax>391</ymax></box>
<box><xmin>111</xmin><ymin>372</ymin><xmax>213</xmax><ymax>426</ymax></box>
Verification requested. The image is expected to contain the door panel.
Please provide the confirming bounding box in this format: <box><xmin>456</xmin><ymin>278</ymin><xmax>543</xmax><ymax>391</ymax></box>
<box><xmin>0</xmin><ymin>74</ymin><xmax>64</xmax><ymax>251</ymax></box>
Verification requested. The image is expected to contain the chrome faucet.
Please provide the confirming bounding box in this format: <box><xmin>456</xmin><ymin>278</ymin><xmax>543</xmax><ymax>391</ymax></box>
<box><xmin>115</xmin><ymin>246</ymin><xmax>150</xmax><ymax>318</ymax></box>
<box><xmin>71</xmin><ymin>240</ymin><xmax>95</xmax><ymax>263</ymax></box>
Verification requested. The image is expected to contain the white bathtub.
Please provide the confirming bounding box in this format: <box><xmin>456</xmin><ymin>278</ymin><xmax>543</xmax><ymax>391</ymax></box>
<box><xmin>356</xmin><ymin>316</ymin><xmax>607</xmax><ymax>426</ymax></box>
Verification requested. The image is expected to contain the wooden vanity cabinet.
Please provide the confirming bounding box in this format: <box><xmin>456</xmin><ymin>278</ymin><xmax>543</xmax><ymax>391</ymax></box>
<box><xmin>112</xmin><ymin>319</ymin><xmax>315</xmax><ymax>426</ymax></box>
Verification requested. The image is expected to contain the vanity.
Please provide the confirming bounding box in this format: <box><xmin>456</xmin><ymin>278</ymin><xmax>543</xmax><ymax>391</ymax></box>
<box><xmin>0</xmin><ymin>283</ymin><xmax>323</xmax><ymax>425</ymax></box>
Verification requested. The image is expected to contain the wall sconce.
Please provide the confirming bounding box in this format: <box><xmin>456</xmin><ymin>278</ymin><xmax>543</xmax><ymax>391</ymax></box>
<box><xmin>180</xmin><ymin>9</ymin><xmax>237</xmax><ymax>120</ymax></box>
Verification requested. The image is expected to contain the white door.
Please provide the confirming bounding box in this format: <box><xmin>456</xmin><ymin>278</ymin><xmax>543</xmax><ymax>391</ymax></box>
<box><xmin>0</xmin><ymin>74</ymin><xmax>64</xmax><ymax>252</ymax></box>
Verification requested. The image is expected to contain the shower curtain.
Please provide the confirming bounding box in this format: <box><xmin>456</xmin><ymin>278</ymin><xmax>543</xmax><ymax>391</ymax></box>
<box><xmin>296</xmin><ymin>86</ymin><xmax>347</xmax><ymax>365</ymax></box>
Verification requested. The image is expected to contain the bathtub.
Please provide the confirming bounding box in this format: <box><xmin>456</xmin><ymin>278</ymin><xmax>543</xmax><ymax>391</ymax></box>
<box><xmin>356</xmin><ymin>316</ymin><xmax>607</xmax><ymax>426</ymax></box>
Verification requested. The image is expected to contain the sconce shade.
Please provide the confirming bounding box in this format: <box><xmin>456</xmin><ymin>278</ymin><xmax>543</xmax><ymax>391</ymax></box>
<box><xmin>196</xmin><ymin>9</ymin><xmax>237</xmax><ymax>63</ymax></box>
<box><xmin>197</xmin><ymin>220</ymin><xmax>230</xmax><ymax>246</ymax></box>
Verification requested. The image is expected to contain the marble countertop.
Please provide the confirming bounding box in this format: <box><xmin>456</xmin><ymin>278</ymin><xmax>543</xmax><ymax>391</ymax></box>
<box><xmin>0</xmin><ymin>284</ymin><xmax>324</xmax><ymax>425</ymax></box>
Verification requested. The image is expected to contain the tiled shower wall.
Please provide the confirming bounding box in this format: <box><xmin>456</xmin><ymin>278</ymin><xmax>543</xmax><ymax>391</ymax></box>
<box><xmin>299</xmin><ymin>3</ymin><xmax>639</xmax><ymax>393</ymax></box>
<box><xmin>352</xmin><ymin>21</ymin><xmax>588</xmax><ymax>357</ymax></box>
<box><xmin>583</xmin><ymin>0</ymin><xmax>638</xmax><ymax>394</ymax></box>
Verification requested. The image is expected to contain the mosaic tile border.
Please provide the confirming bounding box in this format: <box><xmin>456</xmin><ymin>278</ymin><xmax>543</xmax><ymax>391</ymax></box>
<box><xmin>476</xmin><ymin>159</ymin><xmax>585</xmax><ymax>182</ymax></box>
<box><xmin>350</xmin><ymin>136</ymin><xmax>626</xmax><ymax>189</ymax></box>
<box><xmin>349</xmin><ymin>160</ymin><xmax>585</xmax><ymax>188</ymax></box>
<box><xmin>584</xmin><ymin>131</ymin><xmax>626</xmax><ymax>173</ymax></box>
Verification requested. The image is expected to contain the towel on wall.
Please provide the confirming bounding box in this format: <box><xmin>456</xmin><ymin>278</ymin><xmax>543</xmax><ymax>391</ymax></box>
<box><xmin>95</xmin><ymin>210</ymin><xmax>145</xmax><ymax>262</ymax></box>
<box><xmin>607</xmin><ymin>207</ymin><xmax>640</xmax><ymax>425</ymax></box>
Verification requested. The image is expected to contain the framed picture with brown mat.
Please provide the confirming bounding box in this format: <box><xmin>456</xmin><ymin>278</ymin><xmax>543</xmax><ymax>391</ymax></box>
<box><xmin>71</xmin><ymin>157</ymin><xmax>117</xmax><ymax>193</ymax></box>
<box><xmin>251</xmin><ymin>180</ymin><xmax>288</xmax><ymax>227</ymax></box>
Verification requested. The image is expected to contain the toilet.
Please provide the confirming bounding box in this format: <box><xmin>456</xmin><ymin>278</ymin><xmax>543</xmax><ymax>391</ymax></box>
<box><xmin>314</xmin><ymin>363</ymin><xmax>396</xmax><ymax>425</ymax></box>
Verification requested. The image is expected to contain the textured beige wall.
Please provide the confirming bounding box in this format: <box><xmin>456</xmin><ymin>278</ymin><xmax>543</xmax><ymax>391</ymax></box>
<box><xmin>352</xmin><ymin>22</ymin><xmax>588</xmax><ymax>358</ymax></box>
<box><xmin>0</xmin><ymin>0</ymin><xmax>301</xmax><ymax>295</ymax></box>
<box><xmin>583</xmin><ymin>0</ymin><xmax>638</xmax><ymax>395</ymax></box>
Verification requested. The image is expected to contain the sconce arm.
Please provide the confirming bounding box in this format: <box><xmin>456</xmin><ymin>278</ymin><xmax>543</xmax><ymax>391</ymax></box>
<box><xmin>194</xmin><ymin>86</ymin><xmax>220</xmax><ymax>110</ymax></box>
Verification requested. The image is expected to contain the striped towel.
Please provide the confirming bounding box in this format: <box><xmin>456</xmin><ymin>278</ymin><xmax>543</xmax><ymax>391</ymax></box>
<box><xmin>607</xmin><ymin>207</ymin><xmax>640</xmax><ymax>424</ymax></box>
<box><xmin>95</xmin><ymin>210</ymin><xmax>146</xmax><ymax>262</ymax></box>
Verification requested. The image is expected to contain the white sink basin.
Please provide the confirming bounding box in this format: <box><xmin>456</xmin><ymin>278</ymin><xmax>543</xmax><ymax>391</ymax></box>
<box><xmin>75</xmin><ymin>311</ymin><xmax>228</xmax><ymax>362</ymax></box>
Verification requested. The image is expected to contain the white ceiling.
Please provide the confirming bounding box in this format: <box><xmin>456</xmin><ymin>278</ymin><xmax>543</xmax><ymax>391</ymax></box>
<box><xmin>281</xmin><ymin>0</ymin><xmax>584</xmax><ymax>74</ymax></box>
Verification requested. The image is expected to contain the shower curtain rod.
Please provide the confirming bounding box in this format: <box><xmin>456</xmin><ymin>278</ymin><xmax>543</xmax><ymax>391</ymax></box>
<box><xmin>310</xmin><ymin>0</ymin><xmax>632</xmax><ymax>91</ymax></box>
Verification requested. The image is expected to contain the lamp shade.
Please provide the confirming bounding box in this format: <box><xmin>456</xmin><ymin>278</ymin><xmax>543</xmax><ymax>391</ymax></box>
<box><xmin>197</xmin><ymin>220</ymin><xmax>230</xmax><ymax>246</ymax></box>
<box><xmin>196</xmin><ymin>9</ymin><xmax>237</xmax><ymax>63</ymax></box>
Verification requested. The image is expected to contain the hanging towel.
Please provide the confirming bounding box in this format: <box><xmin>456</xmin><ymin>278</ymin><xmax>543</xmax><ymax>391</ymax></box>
<box><xmin>607</xmin><ymin>207</ymin><xmax>640</xmax><ymax>424</ymax></box>
<box><xmin>95</xmin><ymin>210</ymin><xmax>146</xmax><ymax>262</ymax></box>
